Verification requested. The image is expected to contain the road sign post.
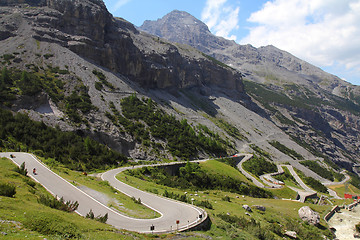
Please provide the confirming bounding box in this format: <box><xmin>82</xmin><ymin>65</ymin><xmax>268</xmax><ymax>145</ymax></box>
<box><xmin>150</xmin><ymin>225</ymin><xmax>154</xmax><ymax>234</ymax></box>
<box><xmin>176</xmin><ymin>220</ymin><xmax>179</xmax><ymax>231</ymax></box>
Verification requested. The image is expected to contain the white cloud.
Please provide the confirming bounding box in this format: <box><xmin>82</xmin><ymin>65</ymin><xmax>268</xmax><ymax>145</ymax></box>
<box><xmin>112</xmin><ymin>0</ymin><xmax>132</xmax><ymax>12</ymax></box>
<box><xmin>201</xmin><ymin>0</ymin><xmax>240</xmax><ymax>41</ymax></box>
<box><xmin>241</xmin><ymin>0</ymin><xmax>360</xmax><ymax>83</ymax></box>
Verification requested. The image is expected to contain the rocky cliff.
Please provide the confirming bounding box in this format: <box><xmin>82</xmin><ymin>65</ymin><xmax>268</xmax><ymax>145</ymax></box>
<box><xmin>0</xmin><ymin>1</ymin><xmax>243</xmax><ymax>95</ymax></box>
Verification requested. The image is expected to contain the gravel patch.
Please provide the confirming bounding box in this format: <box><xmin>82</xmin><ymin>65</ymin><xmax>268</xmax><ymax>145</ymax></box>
<box><xmin>328</xmin><ymin>204</ymin><xmax>360</xmax><ymax>240</ymax></box>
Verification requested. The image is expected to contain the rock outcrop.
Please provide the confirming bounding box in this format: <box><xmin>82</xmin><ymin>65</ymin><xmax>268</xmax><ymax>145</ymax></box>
<box><xmin>0</xmin><ymin>1</ymin><xmax>244</xmax><ymax>96</ymax></box>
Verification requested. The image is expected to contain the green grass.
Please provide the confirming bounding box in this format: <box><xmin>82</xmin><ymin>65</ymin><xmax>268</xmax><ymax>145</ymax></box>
<box><xmin>117</xmin><ymin>160</ymin><xmax>336</xmax><ymax>239</ymax></box>
<box><xmin>0</xmin><ymin>157</ymin><xmax>145</xmax><ymax>239</ymax></box>
<box><xmin>0</xmin><ymin>155</ymin><xmax>338</xmax><ymax>239</ymax></box>
<box><xmin>40</xmin><ymin>157</ymin><xmax>160</xmax><ymax>219</ymax></box>
<box><xmin>328</xmin><ymin>183</ymin><xmax>360</xmax><ymax>198</ymax></box>
<box><xmin>200</xmin><ymin>160</ymin><xmax>251</xmax><ymax>184</ymax></box>
<box><xmin>267</xmin><ymin>186</ymin><xmax>298</xmax><ymax>199</ymax></box>
<box><xmin>273</xmin><ymin>166</ymin><xmax>299</xmax><ymax>188</ymax></box>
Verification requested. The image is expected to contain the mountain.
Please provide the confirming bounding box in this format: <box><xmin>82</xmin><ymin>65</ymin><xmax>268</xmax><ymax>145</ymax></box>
<box><xmin>140</xmin><ymin>10</ymin><xmax>360</xmax><ymax>169</ymax></box>
<box><xmin>1</xmin><ymin>2</ymin><xmax>360</xmax><ymax>239</ymax></box>
<box><xmin>1</xmin><ymin>1</ymin><xmax>359</xmax><ymax>173</ymax></box>
<box><xmin>0</xmin><ymin>0</ymin><xmax>245</xmax><ymax>160</ymax></box>
<box><xmin>140</xmin><ymin>10</ymin><xmax>360</xmax><ymax>99</ymax></box>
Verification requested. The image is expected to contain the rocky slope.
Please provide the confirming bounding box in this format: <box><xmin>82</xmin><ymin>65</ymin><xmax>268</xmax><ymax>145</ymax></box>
<box><xmin>140</xmin><ymin>10</ymin><xmax>360</xmax><ymax>168</ymax></box>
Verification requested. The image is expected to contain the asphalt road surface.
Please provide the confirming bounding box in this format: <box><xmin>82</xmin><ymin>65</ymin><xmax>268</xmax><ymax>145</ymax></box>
<box><xmin>0</xmin><ymin>152</ymin><xmax>205</xmax><ymax>233</ymax></box>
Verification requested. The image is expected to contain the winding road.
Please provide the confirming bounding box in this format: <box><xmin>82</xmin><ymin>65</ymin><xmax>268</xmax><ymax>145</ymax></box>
<box><xmin>236</xmin><ymin>153</ymin><xmax>348</xmax><ymax>201</ymax></box>
<box><xmin>0</xmin><ymin>152</ymin><xmax>206</xmax><ymax>233</ymax></box>
<box><xmin>1</xmin><ymin>151</ymin><xmax>350</xmax><ymax>233</ymax></box>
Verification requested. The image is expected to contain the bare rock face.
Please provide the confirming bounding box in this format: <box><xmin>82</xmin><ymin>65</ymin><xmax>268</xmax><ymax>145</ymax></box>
<box><xmin>0</xmin><ymin>0</ymin><xmax>244</xmax><ymax>96</ymax></box>
<box><xmin>298</xmin><ymin>206</ymin><xmax>320</xmax><ymax>225</ymax></box>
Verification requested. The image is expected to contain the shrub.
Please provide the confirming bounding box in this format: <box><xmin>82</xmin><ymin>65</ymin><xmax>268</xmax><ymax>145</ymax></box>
<box><xmin>131</xmin><ymin>196</ymin><xmax>142</xmax><ymax>204</ymax></box>
<box><xmin>242</xmin><ymin>154</ymin><xmax>277</xmax><ymax>176</ymax></box>
<box><xmin>95</xmin><ymin>81</ymin><xmax>103</xmax><ymax>91</ymax></box>
<box><xmin>195</xmin><ymin>199</ymin><xmax>213</xmax><ymax>209</ymax></box>
<box><xmin>24</xmin><ymin>178</ymin><xmax>36</xmax><ymax>188</ymax></box>
<box><xmin>0</xmin><ymin>182</ymin><xmax>16</xmax><ymax>197</ymax></box>
<box><xmin>43</xmin><ymin>54</ymin><xmax>54</xmax><ymax>59</ymax></box>
<box><xmin>222</xmin><ymin>196</ymin><xmax>231</xmax><ymax>202</ymax></box>
<box><xmin>92</xmin><ymin>69</ymin><xmax>114</xmax><ymax>89</ymax></box>
<box><xmin>14</xmin><ymin>162</ymin><xmax>28</xmax><ymax>176</ymax></box>
<box><xmin>2</xmin><ymin>54</ymin><xmax>15</xmax><ymax>61</ymax></box>
<box><xmin>96</xmin><ymin>213</ymin><xmax>108</xmax><ymax>223</ymax></box>
<box><xmin>24</xmin><ymin>212</ymin><xmax>81</xmax><ymax>239</ymax></box>
<box><xmin>300</xmin><ymin>160</ymin><xmax>334</xmax><ymax>181</ymax></box>
<box><xmin>38</xmin><ymin>194</ymin><xmax>79</xmax><ymax>212</ymax></box>
<box><xmin>269</xmin><ymin>141</ymin><xmax>304</xmax><ymax>160</ymax></box>
<box><xmin>85</xmin><ymin>209</ymin><xmax>108</xmax><ymax>223</ymax></box>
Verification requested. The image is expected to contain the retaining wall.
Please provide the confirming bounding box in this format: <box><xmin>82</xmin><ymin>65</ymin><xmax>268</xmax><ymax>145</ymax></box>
<box><xmin>324</xmin><ymin>205</ymin><xmax>341</xmax><ymax>222</ymax></box>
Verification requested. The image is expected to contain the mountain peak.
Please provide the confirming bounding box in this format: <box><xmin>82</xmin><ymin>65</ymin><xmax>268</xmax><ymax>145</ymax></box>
<box><xmin>141</xmin><ymin>10</ymin><xmax>210</xmax><ymax>35</ymax></box>
<box><xmin>140</xmin><ymin>10</ymin><xmax>234</xmax><ymax>53</ymax></box>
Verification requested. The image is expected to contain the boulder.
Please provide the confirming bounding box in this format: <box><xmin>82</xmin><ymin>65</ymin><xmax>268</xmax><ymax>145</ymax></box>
<box><xmin>242</xmin><ymin>205</ymin><xmax>252</xmax><ymax>212</ymax></box>
<box><xmin>298</xmin><ymin>206</ymin><xmax>320</xmax><ymax>225</ymax></box>
<box><xmin>285</xmin><ymin>230</ymin><xmax>297</xmax><ymax>239</ymax></box>
<box><xmin>253</xmin><ymin>205</ymin><xmax>266</xmax><ymax>212</ymax></box>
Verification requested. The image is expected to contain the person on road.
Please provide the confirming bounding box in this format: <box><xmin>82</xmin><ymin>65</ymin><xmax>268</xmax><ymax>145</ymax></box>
<box><xmin>33</xmin><ymin>168</ymin><xmax>37</xmax><ymax>175</ymax></box>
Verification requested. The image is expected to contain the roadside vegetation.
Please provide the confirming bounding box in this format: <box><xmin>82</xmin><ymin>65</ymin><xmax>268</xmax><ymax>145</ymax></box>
<box><xmin>125</xmin><ymin>160</ymin><xmax>273</xmax><ymax>199</ymax></box>
<box><xmin>118</xmin><ymin>160</ymin><xmax>335</xmax><ymax>240</ymax></box>
<box><xmin>273</xmin><ymin>166</ymin><xmax>299</xmax><ymax>187</ymax></box>
<box><xmin>0</xmin><ymin>157</ymin><xmax>144</xmax><ymax>239</ymax></box>
<box><xmin>38</xmin><ymin>158</ymin><xmax>160</xmax><ymax>219</ymax></box>
<box><xmin>295</xmin><ymin>168</ymin><xmax>328</xmax><ymax>193</ymax></box>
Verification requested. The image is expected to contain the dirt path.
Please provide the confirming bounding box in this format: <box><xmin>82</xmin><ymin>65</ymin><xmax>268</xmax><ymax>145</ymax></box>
<box><xmin>328</xmin><ymin>204</ymin><xmax>360</xmax><ymax>240</ymax></box>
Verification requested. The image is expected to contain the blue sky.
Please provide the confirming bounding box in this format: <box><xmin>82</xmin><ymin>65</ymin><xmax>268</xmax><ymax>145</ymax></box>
<box><xmin>103</xmin><ymin>0</ymin><xmax>360</xmax><ymax>86</ymax></box>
